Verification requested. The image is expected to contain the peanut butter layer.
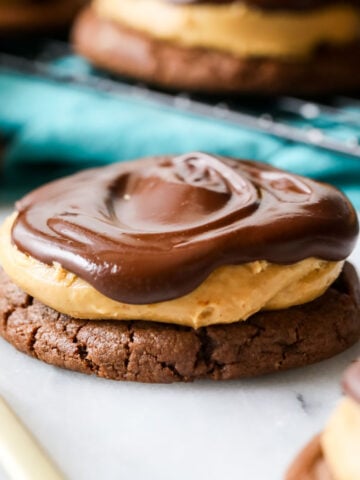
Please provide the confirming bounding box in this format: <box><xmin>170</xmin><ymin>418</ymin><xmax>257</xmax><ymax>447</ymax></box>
<box><xmin>94</xmin><ymin>0</ymin><xmax>360</xmax><ymax>59</ymax></box>
<box><xmin>0</xmin><ymin>213</ymin><xmax>343</xmax><ymax>328</ymax></box>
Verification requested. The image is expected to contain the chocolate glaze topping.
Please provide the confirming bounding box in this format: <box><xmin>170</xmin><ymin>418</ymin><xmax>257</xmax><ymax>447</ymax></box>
<box><xmin>12</xmin><ymin>153</ymin><xmax>358</xmax><ymax>304</ymax></box>
<box><xmin>342</xmin><ymin>359</ymin><xmax>360</xmax><ymax>404</ymax></box>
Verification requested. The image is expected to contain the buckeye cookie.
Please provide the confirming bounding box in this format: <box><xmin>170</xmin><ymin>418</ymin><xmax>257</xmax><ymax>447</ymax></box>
<box><xmin>0</xmin><ymin>0</ymin><xmax>84</xmax><ymax>33</ymax></box>
<box><xmin>72</xmin><ymin>0</ymin><xmax>360</xmax><ymax>94</ymax></box>
<box><xmin>0</xmin><ymin>153</ymin><xmax>359</xmax><ymax>382</ymax></box>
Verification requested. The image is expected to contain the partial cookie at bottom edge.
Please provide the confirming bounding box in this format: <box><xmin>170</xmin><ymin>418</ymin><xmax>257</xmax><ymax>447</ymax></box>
<box><xmin>286</xmin><ymin>435</ymin><xmax>333</xmax><ymax>480</ymax></box>
<box><xmin>0</xmin><ymin>263</ymin><xmax>359</xmax><ymax>383</ymax></box>
<box><xmin>73</xmin><ymin>8</ymin><xmax>360</xmax><ymax>94</ymax></box>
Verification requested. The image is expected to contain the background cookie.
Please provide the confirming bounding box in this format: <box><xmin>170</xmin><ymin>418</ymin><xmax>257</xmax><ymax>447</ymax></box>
<box><xmin>0</xmin><ymin>263</ymin><xmax>359</xmax><ymax>383</ymax></box>
<box><xmin>0</xmin><ymin>0</ymin><xmax>85</xmax><ymax>33</ymax></box>
<box><xmin>73</xmin><ymin>7</ymin><xmax>360</xmax><ymax>94</ymax></box>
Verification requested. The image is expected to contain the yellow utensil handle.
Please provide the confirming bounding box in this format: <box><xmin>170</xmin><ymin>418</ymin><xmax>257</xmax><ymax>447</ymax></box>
<box><xmin>0</xmin><ymin>396</ymin><xmax>64</xmax><ymax>480</ymax></box>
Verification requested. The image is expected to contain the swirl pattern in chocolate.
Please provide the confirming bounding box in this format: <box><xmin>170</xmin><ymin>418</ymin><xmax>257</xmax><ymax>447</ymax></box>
<box><xmin>12</xmin><ymin>153</ymin><xmax>358</xmax><ymax>304</ymax></box>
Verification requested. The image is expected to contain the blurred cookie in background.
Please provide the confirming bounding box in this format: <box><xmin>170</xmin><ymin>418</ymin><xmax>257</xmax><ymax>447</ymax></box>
<box><xmin>72</xmin><ymin>0</ymin><xmax>360</xmax><ymax>94</ymax></box>
<box><xmin>0</xmin><ymin>0</ymin><xmax>86</xmax><ymax>33</ymax></box>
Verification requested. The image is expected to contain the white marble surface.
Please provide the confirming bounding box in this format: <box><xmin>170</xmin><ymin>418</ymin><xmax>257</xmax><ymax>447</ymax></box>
<box><xmin>0</xmin><ymin>205</ymin><xmax>359</xmax><ymax>480</ymax></box>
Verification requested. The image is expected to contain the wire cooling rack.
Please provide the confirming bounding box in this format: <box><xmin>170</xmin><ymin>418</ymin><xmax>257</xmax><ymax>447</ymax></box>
<box><xmin>1</xmin><ymin>36</ymin><xmax>360</xmax><ymax>158</ymax></box>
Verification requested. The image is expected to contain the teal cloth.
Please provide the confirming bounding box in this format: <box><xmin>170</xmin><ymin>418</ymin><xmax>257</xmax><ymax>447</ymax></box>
<box><xmin>1</xmin><ymin>58</ymin><xmax>360</xmax><ymax>206</ymax></box>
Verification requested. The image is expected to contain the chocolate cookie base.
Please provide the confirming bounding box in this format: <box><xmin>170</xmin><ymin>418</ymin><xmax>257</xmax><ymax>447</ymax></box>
<box><xmin>0</xmin><ymin>263</ymin><xmax>359</xmax><ymax>383</ymax></box>
<box><xmin>0</xmin><ymin>0</ymin><xmax>84</xmax><ymax>32</ymax></box>
<box><xmin>286</xmin><ymin>435</ymin><xmax>333</xmax><ymax>480</ymax></box>
<box><xmin>73</xmin><ymin>8</ymin><xmax>360</xmax><ymax>95</ymax></box>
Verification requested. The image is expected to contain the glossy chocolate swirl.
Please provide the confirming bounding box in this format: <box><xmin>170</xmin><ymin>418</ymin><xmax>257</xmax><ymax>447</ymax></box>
<box><xmin>12</xmin><ymin>153</ymin><xmax>358</xmax><ymax>304</ymax></box>
<box><xmin>342</xmin><ymin>359</ymin><xmax>360</xmax><ymax>404</ymax></box>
